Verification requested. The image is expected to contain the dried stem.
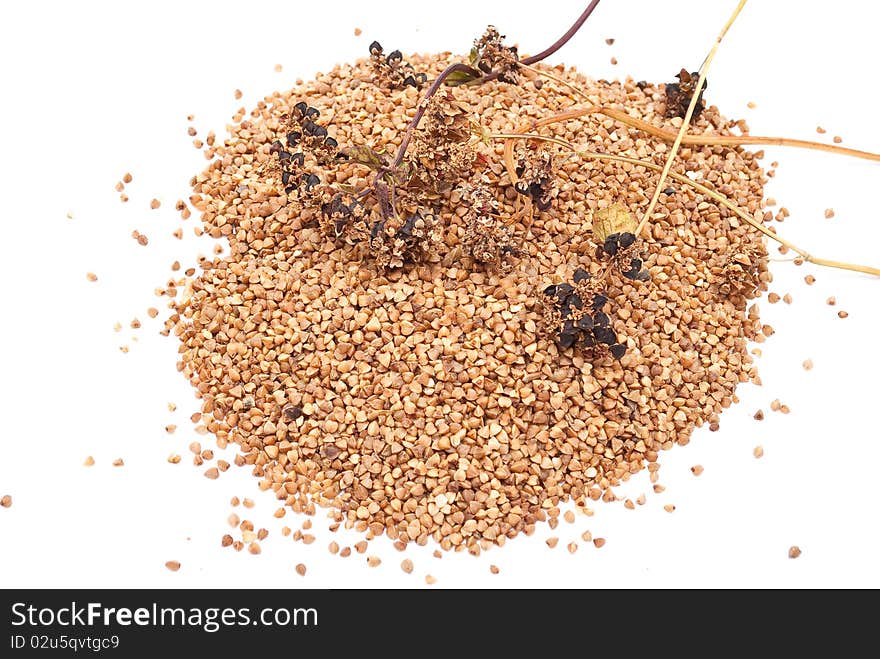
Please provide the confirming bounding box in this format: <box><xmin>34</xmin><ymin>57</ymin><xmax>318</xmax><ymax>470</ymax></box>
<box><xmin>515</xmin><ymin>69</ymin><xmax>880</xmax><ymax>163</ymax></box>
<box><xmin>490</xmin><ymin>131</ymin><xmax>880</xmax><ymax>277</ymax></box>
<box><xmin>387</xmin><ymin>63</ymin><xmax>481</xmax><ymax>172</ymax></box>
<box><xmin>520</xmin><ymin>1</ymin><xmax>602</xmax><ymax>66</ymax></box>
<box><xmin>636</xmin><ymin>0</ymin><xmax>749</xmax><ymax>237</ymax></box>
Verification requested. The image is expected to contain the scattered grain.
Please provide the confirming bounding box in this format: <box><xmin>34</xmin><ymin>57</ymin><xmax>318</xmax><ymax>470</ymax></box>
<box><xmin>824</xmin><ymin>208</ymin><xmax>834</xmax><ymax>219</ymax></box>
<box><xmin>546</xmin><ymin>537</ymin><xmax>559</xmax><ymax>549</ymax></box>
<box><xmin>788</xmin><ymin>546</ymin><xmax>802</xmax><ymax>559</ymax></box>
<box><xmin>690</xmin><ymin>464</ymin><xmax>704</xmax><ymax>476</ymax></box>
<box><xmin>567</xmin><ymin>542</ymin><xmax>578</xmax><ymax>554</ymax></box>
<box><xmin>802</xmin><ymin>359</ymin><xmax>813</xmax><ymax>371</ymax></box>
<box><xmin>425</xmin><ymin>574</ymin><xmax>437</xmax><ymax>585</ymax></box>
<box><xmin>563</xmin><ymin>510</ymin><xmax>575</xmax><ymax>524</ymax></box>
<box><xmin>248</xmin><ymin>542</ymin><xmax>261</xmax><ymax>555</ymax></box>
<box><xmin>150</xmin><ymin>198</ymin><xmax>161</xmax><ymax>209</ymax></box>
<box><xmin>1</xmin><ymin>495</ymin><xmax>11</xmax><ymax>508</ymax></box>
<box><xmin>663</xmin><ymin>504</ymin><xmax>676</xmax><ymax>513</ymax></box>
<box><xmin>86</xmin><ymin>272</ymin><xmax>98</xmax><ymax>282</ymax></box>
<box><xmin>593</xmin><ymin>538</ymin><xmax>606</xmax><ymax>549</ymax></box>
<box><xmin>167</xmin><ymin>454</ymin><xmax>181</xmax><ymax>464</ymax></box>
<box><xmin>838</xmin><ymin>310</ymin><xmax>848</xmax><ymax>319</ymax></box>
<box><xmin>165</xmin><ymin>561</ymin><xmax>181</xmax><ymax>572</ymax></box>
<box><xmin>804</xmin><ymin>275</ymin><xmax>815</xmax><ymax>285</ymax></box>
<box><xmin>295</xmin><ymin>563</ymin><xmax>307</xmax><ymax>576</ymax></box>
<box><xmin>112</xmin><ymin>458</ymin><xmax>124</xmax><ymax>467</ymax></box>
<box><xmin>366</xmin><ymin>556</ymin><xmax>381</xmax><ymax>567</ymax></box>
<box><xmin>489</xmin><ymin>565</ymin><xmax>500</xmax><ymax>575</ymax></box>
<box><xmin>753</xmin><ymin>446</ymin><xmax>764</xmax><ymax>459</ymax></box>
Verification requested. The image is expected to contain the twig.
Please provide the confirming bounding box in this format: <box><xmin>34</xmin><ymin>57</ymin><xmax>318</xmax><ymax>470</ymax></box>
<box><xmin>509</xmin><ymin>78</ymin><xmax>880</xmax><ymax>163</ymax></box>
<box><xmin>489</xmin><ymin>131</ymin><xmax>880</xmax><ymax>277</ymax></box>
<box><xmin>636</xmin><ymin>0</ymin><xmax>749</xmax><ymax>237</ymax></box>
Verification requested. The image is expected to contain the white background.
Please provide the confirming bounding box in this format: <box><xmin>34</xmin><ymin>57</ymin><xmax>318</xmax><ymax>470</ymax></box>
<box><xmin>1</xmin><ymin>0</ymin><xmax>878</xmax><ymax>589</ymax></box>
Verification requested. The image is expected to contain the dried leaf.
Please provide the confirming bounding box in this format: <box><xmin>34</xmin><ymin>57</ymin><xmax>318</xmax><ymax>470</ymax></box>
<box><xmin>445</xmin><ymin>69</ymin><xmax>481</xmax><ymax>87</ymax></box>
<box><xmin>339</xmin><ymin>145</ymin><xmax>387</xmax><ymax>170</ymax></box>
<box><xmin>592</xmin><ymin>204</ymin><xmax>637</xmax><ymax>242</ymax></box>
<box><xmin>468</xmin><ymin>46</ymin><xmax>480</xmax><ymax>67</ymax></box>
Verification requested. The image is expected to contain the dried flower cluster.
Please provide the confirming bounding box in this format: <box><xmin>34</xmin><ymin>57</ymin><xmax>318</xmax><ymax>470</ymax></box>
<box><xmin>471</xmin><ymin>25</ymin><xmax>520</xmax><ymax>83</ymax></box>
<box><xmin>459</xmin><ymin>183</ymin><xmax>518</xmax><ymax>267</ymax></box>
<box><xmin>540</xmin><ymin>269</ymin><xmax>627</xmax><ymax>359</ymax></box>
<box><xmin>369</xmin><ymin>41</ymin><xmax>428</xmax><ymax>90</ymax></box>
<box><xmin>664</xmin><ymin>68</ymin><xmax>707</xmax><ymax>120</ymax></box>
<box><xmin>514</xmin><ymin>146</ymin><xmax>557</xmax><ymax>211</ymax></box>
<box><xmin>366</xmin><ymin>209</ymin><xmax>442</xmax><ymax>270</ymax></box>
<box><xmin>402</xmin><ymin>91</ymin><xmax>477</xmax><ymax>193</ymax></box>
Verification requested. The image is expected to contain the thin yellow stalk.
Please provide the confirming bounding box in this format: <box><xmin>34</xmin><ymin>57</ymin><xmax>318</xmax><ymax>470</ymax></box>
<box><xmin>489</xmin><ymin>131</ymin><xmax>880</xmax><ymax>277</ymax></box>
<box><xmin>507</xmin><ymin>104</ymin><xmax>880</xmax><ymax>164</ymax></box>
<box><xmin>518</xmin><ymin>62</ymin><xmax>595</xmax><ymax>105</ymax></box>
<box><xmin>636</xmin><ymin>0</ymin><xmax>749</xmax><ymax>237</ymax></box>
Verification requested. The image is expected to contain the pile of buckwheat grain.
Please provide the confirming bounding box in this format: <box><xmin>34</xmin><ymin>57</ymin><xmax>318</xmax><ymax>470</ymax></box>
<box><xmin>161</xmin><ymin>50</ymin><xmax>770</xmax><ymax>554</ymax></box>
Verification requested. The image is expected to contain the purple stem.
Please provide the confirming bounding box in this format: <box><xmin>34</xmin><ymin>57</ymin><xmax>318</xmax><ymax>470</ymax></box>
<box><xmin>376</xmin><ymin>2</ymin><xmax>601</xmax><ymax>208</ymax></box>
<box><xmin>387</xmin><ymin>63</ymin><xmax>481</xmax><ymax>171</ymax></box>
<box><xmin>522</xmin><ymin>0</ymin><xmax>602</xmax><ymax>65</ymax></box>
